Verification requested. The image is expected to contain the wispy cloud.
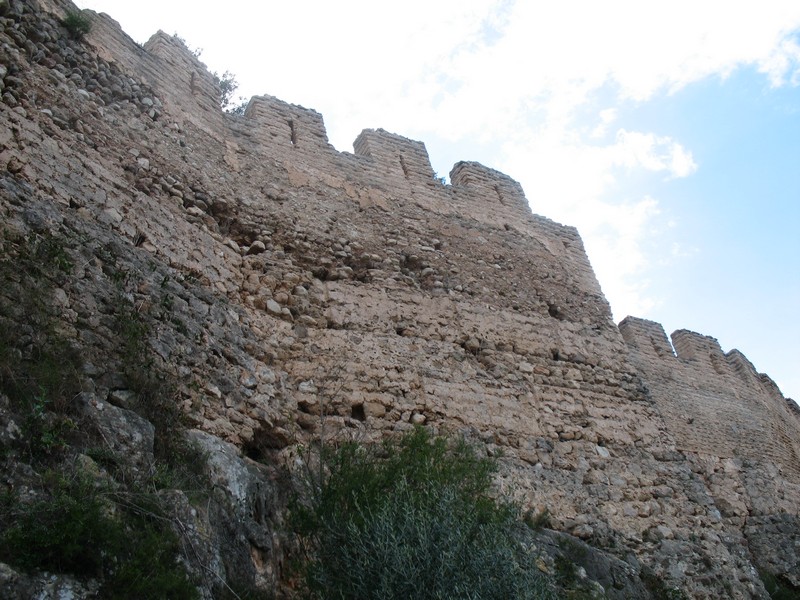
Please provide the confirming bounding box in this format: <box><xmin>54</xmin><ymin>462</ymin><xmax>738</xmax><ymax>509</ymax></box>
<box><xmin>610</xmin><ymin>131</ymin><xmax>697</xmax><ymax>178</ymax></box>
<box><xmin>759</xmin><ymin>35</ymin><xmax>800</xmax><ymax>86</ymax></box>
<box><xmin>498</xmin><ymin>128</ymin><xmax>673</xmax><ymax>319</ymax></box>
<box><xmin>590</xmin><ymin>109</ymin><xmax>617</xmax><ymax>139</ymax></box>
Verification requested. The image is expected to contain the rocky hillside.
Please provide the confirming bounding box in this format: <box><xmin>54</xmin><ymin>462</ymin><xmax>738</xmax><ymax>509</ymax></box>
<box><xmin>1</xmin><ymin>0</ymin><xmax>798</xmax><ymax>597</ymax></box>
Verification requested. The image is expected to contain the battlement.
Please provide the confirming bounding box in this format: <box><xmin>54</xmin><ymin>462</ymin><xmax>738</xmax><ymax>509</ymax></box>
<box><xmin>244</xmin><ymin>95</ymin><xmax>332</xmax><ymax>155</ymax></box>
<box><xmin>619</xmin><ymin>317</ymin><xmax>778</xmax><ymax>388</ymax></box>
<box><xmin>620</xmin><ymin>317</ymin><xmax>800</xmax><ymax>477</ymax></box>
<box><xmin>450</xmin><ymin>161</ymin><xmax>528</xmax><ymax>210</ymax></box>
<box><xmin>619</xmin><ymin>318</ymin><xmax>788</xmax><ymax>397</ymax></box>
<box><xmin>671</xmin><ymin>329</ymin><xmax>725</xmax><ymax>364</ymax></box>
<box><xmin>82</xmin><ymin>10</ymin><xmax>225</xmax><ymax>137</ymax></box>
<box><xmin>142</xmin><ymin>31</ymin><xmax>221</xmax><ymax>113</ymax></box>
<box><xmin>79</xmin><ymin>10</ymin><xmax>548</xmax><ymax>231</ymax></box>
<box><xmin>618</xmin><ymin>316</ymin><xmax>674</xmax><ymax>358</ymax></box>
<box><xmin>354</xmin><ymin>128</ymin><xmax>436</xmax><ymax>184</ymax></box>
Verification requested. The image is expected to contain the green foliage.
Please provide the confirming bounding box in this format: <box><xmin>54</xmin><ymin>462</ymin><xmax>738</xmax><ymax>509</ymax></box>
<box><xmin>214</xmin><ymin>71</ymin><xmax>237</xmax><ymax>108</ymax></box>
<box><xmin>292</xmin><ymin>427</ymin><xmax>555</xmax><ymax>600</ymax></box>
<box><xmin>525</xmin><ymin>507</ymin><xmax>551</xmax><ymax>530</ymax></box>
<box><xmin>640</xmin><ymin>566</ymin><xmax>688</xmax><ymax>600</ymax></box>
<box><xmin>554</xmin><ymin>537</ymin><xmax>587</xmax><ymax>588</ymax></box>
<box><xmin>62</xmin><ymin>10</ymin><xmax>92</xmax><ymax>39</ymax></box>
<box><xmin>760</xmin><ymin>569</ymin><xmax>800</xmax><ymax>599</ymax></box>
<box><xmin>0</xmin><ymin>474</ymin><xmax>198</xmax><ymax>598</ymax></box>
<box><xmin>0</xmin><ymin>323</ymin><xmax>82</xmax><ymax>414</ymax></box>
<box><xmin>100</xmin><ymin>521</ymin><xmax>199</xmax><ymax>599</ymax></box>
<box><xmin>550</xmin><ymin>536</ymin><xmax>607</xmax><ymax>599</ymax></box>
<box><xmin>214</xmin><ymin>582</ymin><xmax>275</xmax><ymax>600</ymax></box>
<box><xmin>23</xmin><ymin>388</ymin><xmax>77</xmax><ymax>456</ymax></box>
<box><xmin>213</xmin><ymin>70</ymin><xmax>248</xmax><ymax>114</ymax></box>
<box><xmin>227</xmin><ymin>99</ymin><xmax>248</xmax><ymax>116</ymax></box>
<box><xmin>0</xmin><ymin>475</ymin><xmax>113</xmax><ymax>576</ymax></box>
<box><xmin>0</xmin><ymin>233</ymin><xmax>83</xmax><ymax>461</ymax></box>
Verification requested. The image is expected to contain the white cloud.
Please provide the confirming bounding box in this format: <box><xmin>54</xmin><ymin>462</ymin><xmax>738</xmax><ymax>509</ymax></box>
<box><xmin>667</xmin><ymin>143</ymin><xmax>698</xmax><ymax>178</ymax></box>
<box><xmin>499</xmin><ymin>128</ymin><xmax>670</xmax><ymax>319</ymax></box>
<box><xmin>590</xmin><ymin>109</ymin><xmax>617</xmax><ymax>139</ymax></box>
<box><xmin>759</xmin><ymin>36</ymin><xmax>800</xmax><ymax>86</ymax></box>
<box><xmin>610</xmin><ymin>131</ymin><xmax>697</xmax><ymax>178</ymax></box>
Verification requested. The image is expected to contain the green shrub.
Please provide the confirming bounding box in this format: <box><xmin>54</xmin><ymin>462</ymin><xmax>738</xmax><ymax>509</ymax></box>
<box><xmin>0</xmin><ymin>233</ymin><xmax>84</xmax><ymax>461</ymax></box>
<box><xmin>112</xmin><ymin>295</ymin><xmax>207</xmax><ymax>492</ymax></box>
<box><xmin>292</xmin><ymin>427</ymin><xmax>555</xmax><ymax>600</ymax></box>
<box><xmin>640</xmin><ymin>566</ymin><xmax>688</xmax><ymax>600</ymax></box>
<box><xmin>0</xmin><ymin>474</ymin><xmax>198</xmax><ymax>599</ymax></box>
<box><xmin>525</xmin><ymin>507</ymin><xmax>551</xmax><ymax>530</ymax></box>
<box><xmin>0</xmin><ymin>475</ymin><xmax>117</xmax><ymax>576</ymax></box>
<box><xmin>213</xmin><ymin>70</ymin><xmax>248</xmax><ymax>114</ymax></box>
<box><xmin>62</xmin><ymin>10</ymin><xmax>92</xmax><ymax>39</ymax></box>
<box><xmin>760</xmin><ymin>569</ymin><xmax>800</xmax><ymax>599</ymax></box>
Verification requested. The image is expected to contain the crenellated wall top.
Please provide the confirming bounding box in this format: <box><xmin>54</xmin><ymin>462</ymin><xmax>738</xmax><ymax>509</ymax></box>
<box><xmin>81</xmin><ymin>10</ymin><xmax>535</xmax><ymax>224</ymax></box>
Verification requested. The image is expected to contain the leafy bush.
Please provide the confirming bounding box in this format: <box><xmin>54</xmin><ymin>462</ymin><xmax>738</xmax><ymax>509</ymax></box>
<box><xmin>62</xmin><ymin>10</ymin><xmax>92</xmax><ymax>39</ymax></box>
<box><xmin>0</xmin><ymin>474</ymin><xmax>198</xmax><ymax>598</ymax></box>
<box><xmin>640</xmin><ymin>566</ymin><xmax>688</xmax><ymax>600</ymax></box>
<box><xmin>525</xmin><ymin>507</ymin><xmax>551</xmax><ymax>530</ymax></box>
<box><xmin>215</xmin><ymin>71</ymin><xmax>238</xmax><ymax>107</ymax></box>
<box><xmin>760</xmin><ymin>569</ymin><xmax>800</xmax><ymax>600</ymax></box>
<box><xmin>213</xmin><ymin>70</ymin><xmax>248</xmax><ymax>114</ymax></box>
<box><xmin>0</xmin><ymin>321</ymin><xmax>82</xmax><ymax>459</ymax></box>
<box><xmin>292</xmin><ymin>427</ymin><xmax>555</xmax><ymax>599</ymax></box>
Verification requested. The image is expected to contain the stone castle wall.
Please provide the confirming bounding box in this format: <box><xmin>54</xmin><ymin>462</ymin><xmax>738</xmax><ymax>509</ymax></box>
<box><xmin>620</xmin><ymin>317</ymin><xmax>800</xmax><ymax>477</ymax></box>
<box><xmin>1</xmin><ymin>0</ymin><xmax>798</xmax><ymax>596</ymax></box>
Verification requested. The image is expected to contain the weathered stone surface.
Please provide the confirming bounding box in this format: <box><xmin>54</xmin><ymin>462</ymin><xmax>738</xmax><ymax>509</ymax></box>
<box><xmin>184</xmin><ymin>430</ymin><xmax>284</xmax><ymax>592</ymax></box>
<box><xmin>534</xmin><ymin>530</ymin><xmax>655</xmax><ymax>600</ymax></box>
<box><xmin>0</xmin><ymin>1</ymin><xmax>797</xmax><ymax>597</ymax></box>
<box><xmin>76</xmin><ymin>392</ymin><xmax>155</xmax><ymax>474</ymax></box>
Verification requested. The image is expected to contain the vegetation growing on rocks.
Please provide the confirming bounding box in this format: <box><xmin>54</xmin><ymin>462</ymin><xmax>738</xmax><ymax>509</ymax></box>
<box><xmin>0</xmin><ymin>232</ymin><xmax>202</xmax><ymax>597</ymax></box>
<box><xmin>61</xmin><ymin>9</ymin><xmax>91</xmax><ymax>39</ymax></box>
<box><xmin>0</xmin><ymin>472</ymin><xmax>198</xmax><ymax>599</ymax></box>
<box><xmin>290</xmin><ymin>426</ymin><xmax>556</xmax><ymax>600</ymax></box>
<box><xmin>759</xmin><ymin>569</ymin><xmax>800</xmax><ymax>600</ymax></box>
<box><xmin>214</xmin><ymin>69</ymin><xmax>247</xmax><ymax>114</ymax></box>
<box><xmin>0</xmin><ymin>232</ymin><xmax>83</xmax><ymax>461</ymax></box>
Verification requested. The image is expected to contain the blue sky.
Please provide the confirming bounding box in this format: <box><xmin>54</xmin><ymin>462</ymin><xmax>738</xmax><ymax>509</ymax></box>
<box><xmin>75</xmin><ymin>1</ymin><xmax>800</xmax><ymax>401</ymax></box>
<box><xmin>614</xmin><ymin>69</ymin><xmax>800</xmax><ymax>398</ymax></box>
